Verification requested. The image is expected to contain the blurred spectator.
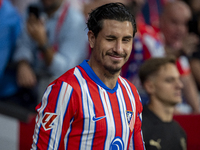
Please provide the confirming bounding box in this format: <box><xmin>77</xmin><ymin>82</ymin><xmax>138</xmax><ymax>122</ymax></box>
<box><xmin>0</xmin><ymin>0</ymin><xmax>26</xmax><ymax>105</ymax></box>
<box><xmin>13</xmin><ymin>0</ymin><xmax>89</xmax><ymax>103</ymax></box>
<box><xmin>139</xmin><ymin>57</ymin><xmax>187</xmax><ymax>150</ymax></box>
<box><xmin>10</xmin><ymin>0</ymin><xmax>36</xmax><ymax>16</ymax></box>
<box><xmin>160</xmin><ymin>1</ymin><xmax>200</xmax><ymax>113</ymax></box>
<box><xmin>141</xmin><ymin>0</ymin><xmax>177</xmax><ymax>29</ymax></box>
<box><xmin>81</xmin><ymin>0</ymin><xmax>131</xmax><ymax>18</ymax></box>
<box><xmin>67</xmin><ymin>0</ymin><xmax>132</xmax><ymax>19</ymax></box>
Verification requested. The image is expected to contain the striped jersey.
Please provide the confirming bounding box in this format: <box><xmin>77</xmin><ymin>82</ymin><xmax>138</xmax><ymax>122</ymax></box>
<box><xmin>31</xmin><ymin>60</ymin><xmax>145</xmax><ymax>150</ymax></box>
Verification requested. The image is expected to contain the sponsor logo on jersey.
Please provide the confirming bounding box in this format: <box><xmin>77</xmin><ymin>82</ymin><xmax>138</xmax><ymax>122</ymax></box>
<box><xmin>126</xmin><ymin>110</ymin><xmax>134</xmax><ymax>131</ymax></box>
<box><xmin>92</xmin><ymin>115</ymin><xmax>106</xmax><ymax>122</ymax></box>
<box><xmin>109</xmin><ymin>136</ymin><xmax>124</xmax><ymax>150</ymax></box>
<box><xmin>42</xmin><ymin>112</ymin><xmax>58</xmax><ymax>131</ymax></box>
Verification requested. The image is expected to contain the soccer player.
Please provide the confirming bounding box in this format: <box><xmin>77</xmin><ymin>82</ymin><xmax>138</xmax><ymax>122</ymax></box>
<box><xmin>139</xmin><ymin>57</ymin><xmax>187</xmax><ymax>150</ymax></box>
<box><xmin>31</xmin><ymin>2</ymin><xmax>145</xmax><ymax>150</ymax></box>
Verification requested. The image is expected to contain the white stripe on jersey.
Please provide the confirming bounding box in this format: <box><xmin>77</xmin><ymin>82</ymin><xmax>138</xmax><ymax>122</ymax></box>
<box><xmin>116</xmin><ymin>86</ymin><xmax>130</xmax><ymax>150</ymax></box>
<box><xmin>50</xmin><ymin>82</ymin><xmax>73</xmax><ymax>150</ymax></box>
<box><xmin>64</xmin><ymin>117</ymin><xmax>74</xmax><ymax>150</ymax></box>
<box><xmin>32</xmin><ymin>84</ymin><xmax>53</xmax><ymax>150</ymax></box>
<box><xmin>98</xmin><ymin>86</ymin><xmax>116</xmax><ymax>150</ymax></box>
<box><xmin>74</xmin><ymin>67</ymin><xmax>96</xmax><ymax>150</ymax></box>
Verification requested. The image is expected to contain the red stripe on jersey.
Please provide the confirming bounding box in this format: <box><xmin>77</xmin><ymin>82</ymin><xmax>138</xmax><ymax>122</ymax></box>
<box><xmin>89</xmin><ymin>83</ymin><xmax>107</xmax><ymax>150</ymax></box>
<box><xmin>63</xmin><ymin>70</ymin><xmax>84</xmax><ymax>150</ymax></box>
<box><xmin>59</xmin><ymin>88</ymin><xmax>80</xmax><ymax>150</ymax></box>
<box><xmin>107</xmin><ymin>92</ymin><xmax>122</xmax><ymax>137</ymax></box>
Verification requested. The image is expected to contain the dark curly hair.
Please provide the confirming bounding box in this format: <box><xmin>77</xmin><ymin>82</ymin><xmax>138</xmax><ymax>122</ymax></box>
<box><xmin>86</xmin><ymin>2</ymin><xmax>137</xmax><ymax>37</ymax></box>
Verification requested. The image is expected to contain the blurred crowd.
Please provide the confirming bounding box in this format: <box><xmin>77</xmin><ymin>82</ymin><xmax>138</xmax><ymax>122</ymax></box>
<box><xmin>0</xmin><ymin>0</ymin><xmax>200</xmax><ymax>115</ymax></box>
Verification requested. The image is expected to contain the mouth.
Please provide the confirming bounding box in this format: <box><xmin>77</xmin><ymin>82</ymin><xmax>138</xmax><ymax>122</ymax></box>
<box><xmin>108</xmin><ymin>54</ymin><xmax>125</xmax><ymax>62</ymax></box>
<box><xmin>107</xmin><ymin>51</ymin><xmax>126</xmax><ymax>58</ymax></box>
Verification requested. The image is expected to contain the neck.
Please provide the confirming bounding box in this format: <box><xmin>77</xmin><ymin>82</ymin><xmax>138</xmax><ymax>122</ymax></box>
<box><xmin>148</xmin><ymin>97</ymin><xmax>175</xmax><ymax>122</ymax></box>
<box><xmin>88</xmin><ymin>60</ymin><xmax>120</xmax><ymax>89</ymax></box>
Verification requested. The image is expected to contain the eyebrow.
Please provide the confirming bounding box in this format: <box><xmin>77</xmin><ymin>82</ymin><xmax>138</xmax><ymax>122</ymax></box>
<box><xmin>106</xmin><ymin>35</ymin><xmax>133</xmax><ymax>39</ymax></box>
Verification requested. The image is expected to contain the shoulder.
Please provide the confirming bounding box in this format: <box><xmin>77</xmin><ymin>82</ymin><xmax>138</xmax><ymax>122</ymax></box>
<box><xmin>172</xmin><ymin>120</ymin><xmax>186</xmax><ymax>134</ymax></box>
<box><xmin>119</xmin><ymin>76</ymin><xmax>143</xmax><ymax>111</ymax></box>
<box><xmin>119</xmin><ymin>76</ymin><xmax>136</xmax><ymax>87</ymax></box>
<box><xmin>142</xmin><ymin>105</ymin><xmax>154</xmax><ymax>123</ymax></box>
<box><xmin>50</xmin><ymin>67</ymin><xmax>80</xmax><ymax>89</ymax></box>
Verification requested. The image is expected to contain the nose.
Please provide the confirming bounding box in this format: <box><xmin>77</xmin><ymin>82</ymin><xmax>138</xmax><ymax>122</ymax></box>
<box><xmin>114</xmin><ymin>40</ymin><xmax>123</xmax><ymax>53</ymax></box>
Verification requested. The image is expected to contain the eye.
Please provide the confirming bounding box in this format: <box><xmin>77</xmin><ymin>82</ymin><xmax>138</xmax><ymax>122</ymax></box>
<box><xmin>106</xmin><ymin>38</ymin><xmax>114</xmax><ymax>41</ymax></box>
<box><xmin>123</xmin><ymin>38</ymin><xmax>131</xmax><ymax>43</ymax></box>
<box><xmin>123</xmin><ymin>36</ymin><xmax>133</xmax><ymax>43</ymax></box>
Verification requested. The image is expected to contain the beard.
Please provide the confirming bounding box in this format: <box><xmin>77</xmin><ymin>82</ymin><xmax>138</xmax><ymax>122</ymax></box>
<box><xmin>104</xmin><ymin>63</ymin><xmax>121</xmax><ymax>75</ymax></box>
<box><xmin>103</xmin><ymin>52</ymin><xmax>127</xmax><ymax>75</ymax></box>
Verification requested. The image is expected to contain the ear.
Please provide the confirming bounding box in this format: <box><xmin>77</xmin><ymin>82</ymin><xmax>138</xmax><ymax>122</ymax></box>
<box><xmin>87</xmin><ymin>30</ymin><xmax>95</xmax><ymax>49</ymax></box>
<box><xmin>143</xmin><ymin>80</ymin><xmax>155</xmax><ymax>95</ymax></box>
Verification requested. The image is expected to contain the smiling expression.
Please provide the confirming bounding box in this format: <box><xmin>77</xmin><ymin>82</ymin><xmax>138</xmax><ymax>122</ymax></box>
<box><xmin>88</xmin><ymin>19</ymin><xmax>134</xmax><ymax>76</ymax></box>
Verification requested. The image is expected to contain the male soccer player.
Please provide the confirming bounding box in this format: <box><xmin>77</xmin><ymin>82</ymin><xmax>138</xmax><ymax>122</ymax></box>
<box><xmin>31</xmin><ymin>3</ymin><xmax>145</xmax><ymax>150</ymax></box>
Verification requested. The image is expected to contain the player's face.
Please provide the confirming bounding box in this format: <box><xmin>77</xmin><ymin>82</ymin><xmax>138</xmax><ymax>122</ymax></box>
<box><xmin>88</xmin><ymin>19</ymin><xmax>133</xmax><ymax>75</ymax></box>
<box><xmin>151</xmin><ymin>63</ymin><xmax>183</xmax><ymax>106</ymax></box>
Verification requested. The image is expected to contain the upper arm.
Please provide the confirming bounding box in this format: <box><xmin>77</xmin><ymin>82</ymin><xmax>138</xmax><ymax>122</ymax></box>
<box><xmin>32</xmin><ymin>81</ymin><xmax>77</xmax><ymax>149</ymax></box>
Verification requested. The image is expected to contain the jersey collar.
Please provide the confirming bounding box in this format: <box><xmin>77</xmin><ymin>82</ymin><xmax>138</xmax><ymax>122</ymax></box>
<box><xmin>79</xmin><ymin>60</ymin><xmax>119</xmax><ymax>94</ymax></box>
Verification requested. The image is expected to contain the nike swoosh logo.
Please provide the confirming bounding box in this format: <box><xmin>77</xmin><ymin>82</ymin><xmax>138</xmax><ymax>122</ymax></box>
<box><xmin>92</xmin><ymin>116</ymin><xmax>106</xmax><ymax>122</ymax></box>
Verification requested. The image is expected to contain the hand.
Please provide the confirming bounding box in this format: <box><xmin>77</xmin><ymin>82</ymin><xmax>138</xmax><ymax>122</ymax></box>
<box><xmin>17</xmin><ymin>61</ymin><xmax>37</xmax><ymax>88</ymax></box>
<box><xmin>27</xmin><ymin>14</ymin><xmax>47</xmax><ymax>46</ymax></box>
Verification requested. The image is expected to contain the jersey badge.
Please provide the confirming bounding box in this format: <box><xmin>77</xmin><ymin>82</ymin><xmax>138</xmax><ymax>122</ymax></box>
<box><xmin>126</xmin><ymin>110</ymin><xmax>134</xmax><ymax>131</ymax></box>
<box><xmin>42</xmin><ymin>112</ymin><xmax>58</xmax><ymax>131</ymax></box>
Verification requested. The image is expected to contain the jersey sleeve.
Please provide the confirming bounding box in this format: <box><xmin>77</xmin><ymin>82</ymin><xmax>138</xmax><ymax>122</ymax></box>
<box><xmin>31</xmin><ymin>80</ymin><xmax>78</xmax><ymax>150</ymax></box>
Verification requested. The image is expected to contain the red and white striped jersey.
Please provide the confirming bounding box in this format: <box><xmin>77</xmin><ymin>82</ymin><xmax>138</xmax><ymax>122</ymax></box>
<box><xmin>31</xmin><ymin>60</ymin><xmax>145</xmax><ymax>150</ymax></box>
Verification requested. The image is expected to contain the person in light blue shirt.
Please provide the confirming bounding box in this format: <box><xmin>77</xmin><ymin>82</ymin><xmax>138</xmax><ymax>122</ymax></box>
<box><xmin>0</xmin><ymin>0</ymin><xmax>21</xmax><ymax>99</ymax></box>
<box><xmin>13</xmin><ymin>0</ymin><xmax>89</xmax><ymax>102</ymax></box>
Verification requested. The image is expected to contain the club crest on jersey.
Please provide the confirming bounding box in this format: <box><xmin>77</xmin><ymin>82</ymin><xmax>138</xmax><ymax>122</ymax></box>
<box><xmin>42</xmin><ymin>112</ymin><xmax>58</xmax><ymax>131</ymax></box>
<box><xmin>126</xmin><ymin>110</ymin><xmax>134</xmax><ymax>131</ymax></box>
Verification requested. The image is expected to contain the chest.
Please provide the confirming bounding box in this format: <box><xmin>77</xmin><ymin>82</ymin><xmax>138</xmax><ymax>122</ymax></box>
<box><xmin>70</xmin><ymin>83</ymin><xmax>136</xmax><ymax>149</ymax></box>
